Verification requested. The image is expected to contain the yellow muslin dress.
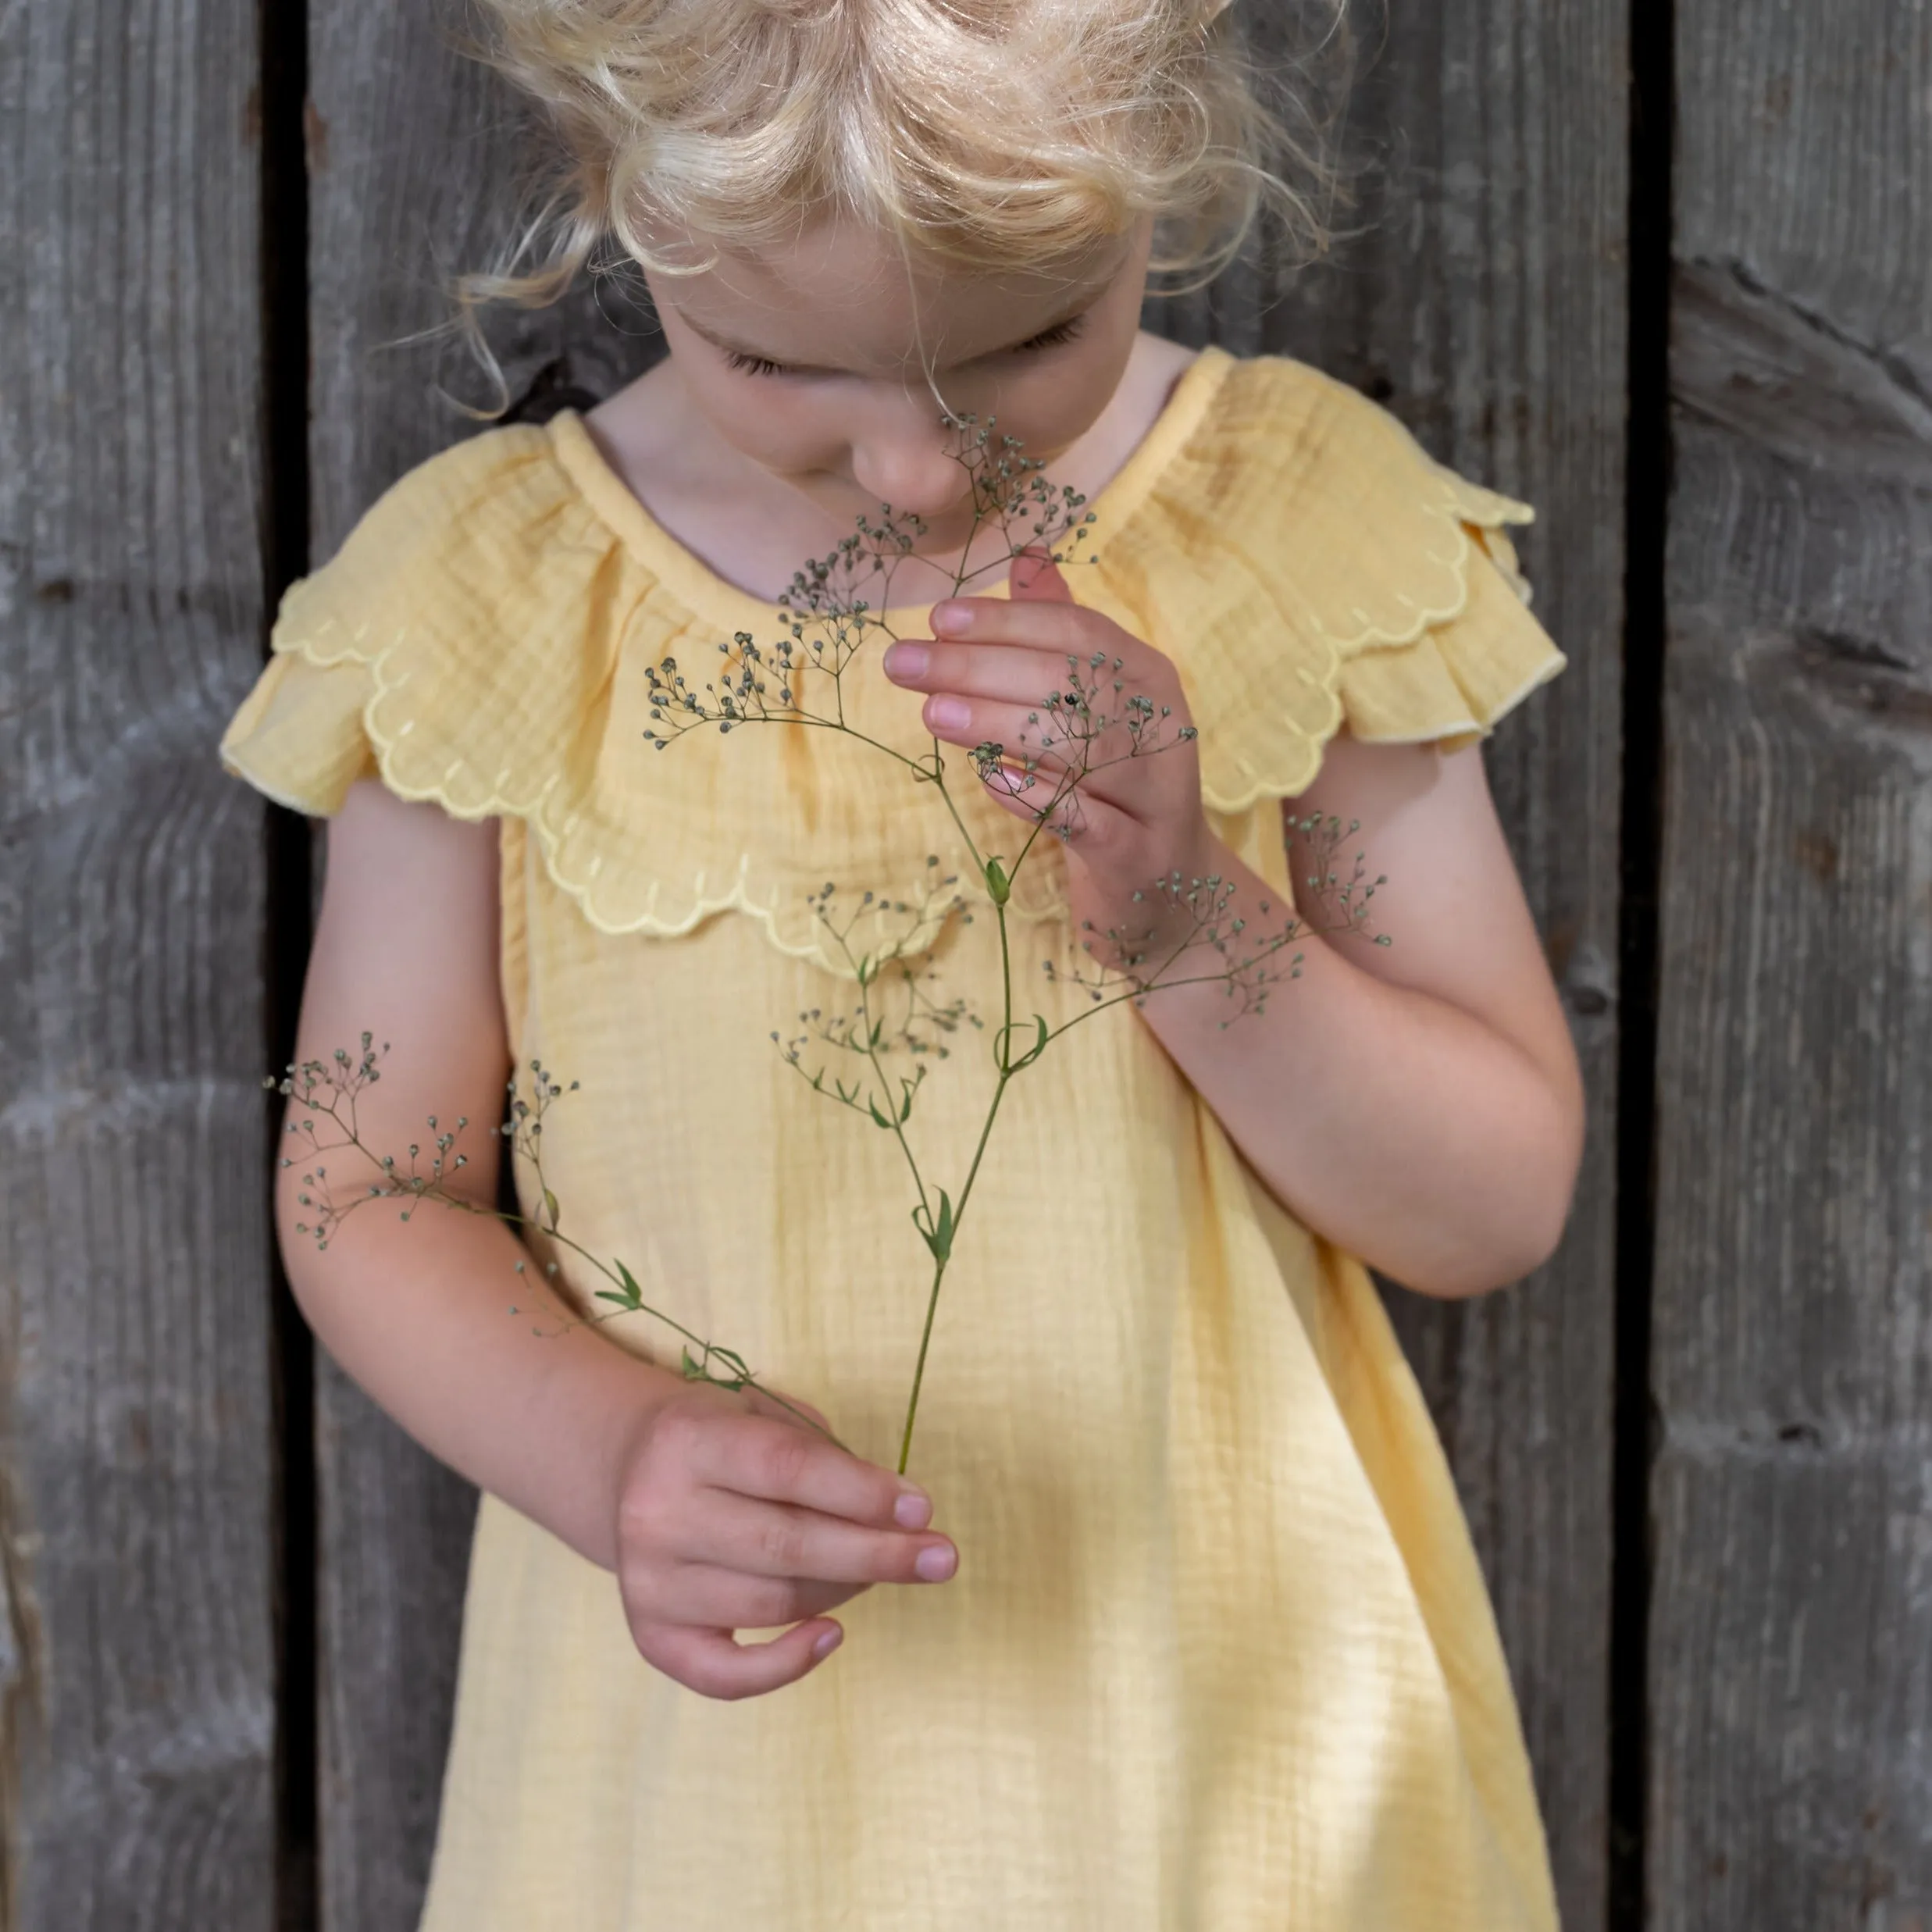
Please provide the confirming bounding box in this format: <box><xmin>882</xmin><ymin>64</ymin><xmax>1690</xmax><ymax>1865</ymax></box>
<box><xmin>219</xmin><ymin>343</ymin><xmax>1570</xmax><ymax>1932</ymax></box>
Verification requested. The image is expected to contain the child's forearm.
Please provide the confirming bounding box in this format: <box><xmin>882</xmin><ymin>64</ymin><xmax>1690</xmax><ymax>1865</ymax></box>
<box><xmin>1131</xmin><ymin>849</ymin><xmax>1581</xmax><ymax>1298</ymax></box>
<box><xmin>278</xmin><ymin>1180</ymin><xmax>680</xmax><ymax>1571</ymax></box>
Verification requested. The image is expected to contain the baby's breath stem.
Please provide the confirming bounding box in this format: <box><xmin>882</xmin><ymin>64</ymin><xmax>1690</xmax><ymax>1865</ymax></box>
<box><xmin>921</xmin><ymin>757</ymin><xmax>988</xmax><ymax>877</ymax></box>
<box><xmin>897</xmin><ymin>1069</ymin><xmax>1011</xmax><ymax>1475</ymax></box>
<box><xmin>997</xmin><ymin>900</ymin><xmax>1014</xmax><ymax>1042</ymax></box>
<box><xmin>387</xmin><ymin>1192</ymin><xmax>839</xmax><ymax>1443</ymax></box>
<box><xmin>897</xmin><ymin>1257</ymin><xmax>950</xmax><ymax>1475</ymax></box>
<box><xmin>896</xmin><ymin>896</ymin><xmax>1017</xmax><ymax>1473</ymax></box>
<box><xmin>854</xmin><ymin>954</ymin><xmax>932</xmax><ymax>1216</ymax></box>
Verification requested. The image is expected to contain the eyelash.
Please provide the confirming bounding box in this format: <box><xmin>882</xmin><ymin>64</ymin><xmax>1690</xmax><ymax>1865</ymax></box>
<box><xmin>720</xmin><ymin>313</ymin><xmax>1089</xmax><ymax>380</ymax></box>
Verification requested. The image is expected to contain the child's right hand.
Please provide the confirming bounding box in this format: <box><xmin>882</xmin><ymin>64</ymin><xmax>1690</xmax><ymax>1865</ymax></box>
<box><xmin>610</xmin><ymin>1382</ymin><xmax>957</xmax><ymax>1700</ymax></box>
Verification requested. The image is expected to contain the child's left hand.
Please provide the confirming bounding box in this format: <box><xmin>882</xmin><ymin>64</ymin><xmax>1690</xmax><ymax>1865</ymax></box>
<box><xmin>882</xmin><ymin>548</ymin><xmax>1224</xmax><ymax>954</ymax></box>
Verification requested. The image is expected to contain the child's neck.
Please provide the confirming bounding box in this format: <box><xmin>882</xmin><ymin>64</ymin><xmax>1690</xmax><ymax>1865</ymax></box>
<box><xmin>584</xmin><ymin>330</ymin><xmax>1200</xmax><ymax>608</ymax></box>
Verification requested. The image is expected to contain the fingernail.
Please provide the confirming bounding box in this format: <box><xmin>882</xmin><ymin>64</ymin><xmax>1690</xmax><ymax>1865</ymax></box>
<box><xmin>915</xmin><ymin>1542</ymin><xmax>957</xmax><ymax>1582</ymax></box>
<box><xmin>932</xmin><ymin>602</ymin><xmax>973</xmax><ymax>635</ymax></box>
<box><xmin>883</xmin><ymin>643</ymin><xmax>929</xmax><ymax>679</ymax></box>
<box><xmin>894</xmin><ymin>1488</ymin><xmax>932</xmax><ymax>1529</ymax></box>
<box><xmin>926</xmin><ymin>696</ymin><xmax>970</xmax><ymax>733</ymax></box>
<box><xmin>811</xmin><ymin>1626</ymin><xmax>843</xmax><ymax>1661</ymax></box>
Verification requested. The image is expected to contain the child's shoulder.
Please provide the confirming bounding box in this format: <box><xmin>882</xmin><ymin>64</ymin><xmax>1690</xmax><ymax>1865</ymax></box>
<box><xmin>1110</xmin><ymin>348</ymin><xmax>1566</xmax><ymax>804</ymax></box>
<box><xmin>288</xmin><ymin>419</ymin><xmax>586</xmax><ymax>632</ymax></box>
<box><xmin>219</xmin><ymin>414</ymin><xmax>651</xmax><ymax>833</ymax></box>
<box><xmin>1171</xmin><ymin>347</ymin><xmax>1536</xmax><ymax>563</ymax></box>
<box><xmin>1131</xmin><ymin>345</ymin><xmax>1545</xmax><ymax>660</ymax></box>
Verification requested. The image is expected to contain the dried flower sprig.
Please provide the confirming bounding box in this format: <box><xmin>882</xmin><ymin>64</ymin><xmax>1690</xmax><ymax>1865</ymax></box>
<box><xmin>634</xmin><ymin>408</ymin><xmax>1386</xmax><ymax>1471</ymax></box>
<box><xmin>277</xmin><ymin>409</ymin><xmax>1388</xmax><ymax>1478</ymax></box>
<box><xmin>267</xmin><ymin>1036</ymin><xmax>839</xmax><ymax>1444</ymax></box>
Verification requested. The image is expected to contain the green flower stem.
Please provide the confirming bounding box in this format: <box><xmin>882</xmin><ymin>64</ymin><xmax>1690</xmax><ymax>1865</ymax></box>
<box><xmin>280</xmin><ymin>1068</ymin><xmax>840</xmax><ymax>1448</ymax></box>
<box><xmin>460</xmin><ymin>1203</ymin><xmax>836</xmax><ymax>1442</ymax></box>
<box><xmin>850</xmin><ymin>940</ymin><xmax>934</xmax><ymax>1219</ymax></box>
<box><xmin>894</xmin><ymin>894</ymin><xmax>1021</xmax><ymax>1474</ymax></box>
<box><xmin>918</xmin><ymin>740</ymin><xmax>989</xmax><ymax>879</ymax></box>
<box><xmin>897</xmin><ymin>1047</ymin><xmax>1014</xmax><ymax>1476</ymax></box>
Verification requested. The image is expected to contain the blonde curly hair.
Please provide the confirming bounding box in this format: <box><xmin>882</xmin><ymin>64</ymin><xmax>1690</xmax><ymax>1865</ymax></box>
<box><xmin>460</xmin><ymin>0</ymin><xmax>1349</xmax><ymax>347</ymax></box>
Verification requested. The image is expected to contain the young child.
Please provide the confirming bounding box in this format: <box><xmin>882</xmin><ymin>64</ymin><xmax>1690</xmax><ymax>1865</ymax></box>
<box><xmin>219</xmin><ymin>0</ymin><xmax>1586</xmax><ymax>1925</ymax></box>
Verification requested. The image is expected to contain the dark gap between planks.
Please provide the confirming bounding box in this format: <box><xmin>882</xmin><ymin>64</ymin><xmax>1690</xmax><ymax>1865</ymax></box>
<box><xmin>260</xmin><ymin>0</ymin><xmax>319</xmax><ymax>1927</ymax></box>
<box><xmin>1609</xmin><ymin>2</ymin><xmax>1675</xmax><ymax>1928</ymax></box>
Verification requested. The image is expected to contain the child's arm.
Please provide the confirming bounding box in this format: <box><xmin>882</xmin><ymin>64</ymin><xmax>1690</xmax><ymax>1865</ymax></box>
<box><xmin>277</xmin><ymin>781</ymin><xmax>957</xmax><ymax>1699</ymax></box>
<box><xmin>892</xmin><ymin>571</ymin><xmax>1584</xmax><ymax>1299</ymax></box>
<box><xmin>1133</xmin><ymin>730</ymin><xmax>1585</xmax><ymax>1299</ymax></box>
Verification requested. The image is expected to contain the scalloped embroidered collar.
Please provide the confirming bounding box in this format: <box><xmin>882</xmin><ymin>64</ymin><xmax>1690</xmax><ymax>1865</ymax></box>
<box><xmin>259</xmin><ymin>347</ymin><xmax>1535</xmax><ymax>977</ymax></box>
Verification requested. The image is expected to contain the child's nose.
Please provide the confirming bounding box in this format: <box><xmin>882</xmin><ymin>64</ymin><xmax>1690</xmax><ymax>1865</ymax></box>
<box><xmin>847</xmin><ymin>412</ymin><xmax>978</xmax><ymax>524</ymax></box>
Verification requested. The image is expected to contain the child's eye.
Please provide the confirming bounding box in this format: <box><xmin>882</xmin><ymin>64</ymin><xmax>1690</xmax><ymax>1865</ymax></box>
<box><xmin>722</xmin><ymin>348</ymin><xmax>792</xmax><ymax>379</ymax></box>
<box><xmin>1007</xmin><ymin>315</ymin><xmax>1088</xmax><ymax>357</ymax></box>
<box><xmin>720</xmin><ymin>313</ymin><xmax>1088</xmax><ymax>380</ymax></box>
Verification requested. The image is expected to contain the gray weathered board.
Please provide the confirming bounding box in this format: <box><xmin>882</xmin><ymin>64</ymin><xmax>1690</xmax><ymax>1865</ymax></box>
<box><xmin>0</xmin><ymin>1</ymin><xmax>280</xmax><ymax>1928</ymax></box>
<box><xmin>5</xmin><ymin>0</ymin><xmax>1928</xmax><ymax>1927</ymax></box>
<box><xmin>1650</xmin><ymin>5</ymin><xmax>1932</xmax><ymax>1927</ymax></box>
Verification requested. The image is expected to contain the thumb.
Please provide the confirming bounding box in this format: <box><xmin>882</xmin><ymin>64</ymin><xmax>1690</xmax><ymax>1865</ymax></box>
<box><xmin>1010</xmin><ymin>544</ymin><xmax>1075</xmax><ymax>604</ymax></box>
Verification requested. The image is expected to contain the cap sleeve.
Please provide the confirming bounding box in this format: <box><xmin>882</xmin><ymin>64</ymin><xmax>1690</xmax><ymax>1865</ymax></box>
<box><xmin>1333</xmin><ymin>519</ymin><xmax>1567</xmax><ymax>756</ymax></box>
<box><xmin>1107</xmin><ymin>357</ymin><xmax>1570</xmax><ymax>815</ymax></box>
<box><xmin>218</xmin><ymin>645</ymin><xmax>380</xmax><ymax>815</ymax></box>
<box><xmin>216</xmin><ymin>422</ymin><xmax>587</xmax><ymax>819</ymax></box>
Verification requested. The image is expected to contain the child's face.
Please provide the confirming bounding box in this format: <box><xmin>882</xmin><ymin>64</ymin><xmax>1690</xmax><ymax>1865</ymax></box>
<box><xmin>641</xmin><ymin>212</ymin><xmax>1155</xmax><ymax>547</ymax></box>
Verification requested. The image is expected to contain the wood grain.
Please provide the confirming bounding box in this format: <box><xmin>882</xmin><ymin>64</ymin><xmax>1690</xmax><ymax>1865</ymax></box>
<box><xmin>1652</xmin><ymin>8</ymin><xmax>1932</xmax><ymax>1925</ymax></box>
<box><xmin>0</xmin><ymin>1</ymin><xmax>277</xmax><ymax>1926</ymax></box>
<box><xmin>303</xmin><ymin>7</ymin><xmax>659</xmax><ymax>1927</ymax></box>
<box><xmin>1153</xmin><ymin>5</ymin><xmax>1630</xmax><ymax>1925</ymax></box>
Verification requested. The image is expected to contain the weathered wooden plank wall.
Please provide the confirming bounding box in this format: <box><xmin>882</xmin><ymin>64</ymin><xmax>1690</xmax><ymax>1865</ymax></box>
<box><xmin>1651</xmin><ymin>5</ymin><xmax>1932</xmax><ymax>1927</ymax></box>
<box><xmin>5</xmin><ymin>0</ymin><xmax>1930</xmax><ymax>1927</ymax></box>
<box><xmin>0</xmin><ymin>2</ymin><xmax>280</xmax><ymax>1929</ymax></box>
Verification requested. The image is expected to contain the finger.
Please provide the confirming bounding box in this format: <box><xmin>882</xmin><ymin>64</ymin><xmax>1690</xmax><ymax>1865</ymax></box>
<box><xmin>1010</xmin><ymin>545</ymin><xmax>1077</xmax><ymax>603</ymax></box>
<box><xmin>740</xmin><ymin>1384</ymin><xmax>833</xmax><ymax>1437</ymax></box>
<box><xmin>981</xmin><ymin>768</ymin><xmax>1137</xmax><ymax>855</ymax></box>
<box><xmin>926</xmin><ymin>595</ymin><xmax>1125</xmax><ymax>655</ymax></box>
<box><xmin>648</xmin><ymin>1562</ymin><xmax>865</xmax><ymax>1631</ymax></box>
<box><xmin>882</xmin><ymin>639</ymin><xmax>1075</xmax><ymax>706</ymax></box>
<box><xmin>924</xmin><ymin>693</ymin><xmax>1083</xmax><ymax>768</ymax></box>
<box><xmin>919</xmin><ymin>691</ymin><xmax>1178</xmax><ymax>790</ymax></box>
<box><xmin>698</xmin><ymin>1410</ymin><xmax>933</xmax><ymax>1530</ymax></box>
<box><xmin>692</xmin><ymin>1492</ymin><xmax>958</xmax><ymax>1587</ymax></box>
<box><xmin>635</xmin><ymin>1617</ymin><xmax>844</xmax><ymax>1702</ymax></box>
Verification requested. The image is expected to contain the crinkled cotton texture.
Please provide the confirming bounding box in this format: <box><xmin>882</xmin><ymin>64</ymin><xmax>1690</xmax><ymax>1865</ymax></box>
<box><xmin>220</xmin><ymin>344</ymin><xmax>1567</xmax><ymax>1932</ymax></box>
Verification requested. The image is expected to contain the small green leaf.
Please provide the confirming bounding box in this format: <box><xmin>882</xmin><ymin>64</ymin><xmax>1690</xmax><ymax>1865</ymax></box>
<box><xmin>594</xmin><ymin>1290</ymin><xmax>633</xmax><ymax>1308</ymax></box>
<box><xmin>710</xmin><ymin>1346</ymin><xmax>751</xmax><ymax>1385</ymax></box>
<box><xmin>984</xmin><ymin>857</ymin><xmax>1011</xmax><ymax>906</ymax></box>
<box><xmin>912</xmin><ymin>1189</ymin><xmax>956</xmax><ymax>1264</ymax></box>
<box><xmin>914</xmin><ymin>1189</ymin><xmax>956</xmax><ymax>1263</ymax></box>
<box><xmin>868</xmin><ymin>1099</ymin><xmax>894</xmax><ymax>1131</ymax></box>
<box><xmin>615</xmin><ymin>1260</ymin><xmax>646</xmax><ymax>1308</ymax></box>
<box><xmin>1014</xmin><ymin>1013</ymin><xmax>1050</xmax><ymax>1070</ymax></box>
<box><xmin>543</xmin><ymin>1188</ymin><xmax>561</xmax><ymax>1232</ymax></box>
